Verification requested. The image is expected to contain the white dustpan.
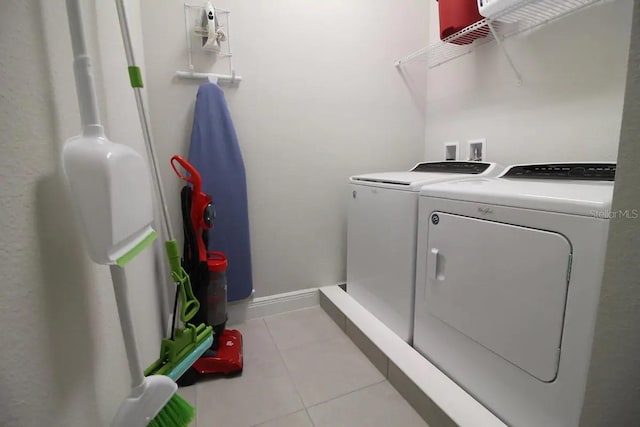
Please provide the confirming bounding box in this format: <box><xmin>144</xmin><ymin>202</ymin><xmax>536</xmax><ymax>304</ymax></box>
<box><xmin>62</xmin><ymin>130</ymin><xmax>156</xmax><ymax>266</ymax></box>
<box><xmin>61</xmin><ymin>0</ymin><xmax>155</xmax><ymax>264</ymax></box>
<box><xmin>62</xmin><ymin>1</ymin><xmax>191</xmax><ymax>426</ymax></box>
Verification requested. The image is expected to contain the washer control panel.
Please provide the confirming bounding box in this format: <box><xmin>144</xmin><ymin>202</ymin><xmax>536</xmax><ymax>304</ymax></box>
<box><xmin>412</xmin><ymin>162</ymin><xmax>491</xmax><ymax>174</ymax></box>
<box><xmin>502</xmin><ymin>163</ymin><xmax>616</xmax><ymax>181</ymax></box>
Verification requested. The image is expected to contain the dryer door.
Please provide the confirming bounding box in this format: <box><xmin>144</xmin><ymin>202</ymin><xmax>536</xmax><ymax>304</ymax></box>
<box><xmin>425</xmin><ymin>212</ymin><xmax>571</xmax><ymax>382</ymax></box>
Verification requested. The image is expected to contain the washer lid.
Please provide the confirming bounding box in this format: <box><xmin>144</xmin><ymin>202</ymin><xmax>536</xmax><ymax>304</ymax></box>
<box><xmin>420</xmin><ymin>163</ymin><xmax>615</xmax><ymax>217</ymax></box>
<box><xmin>350</xmin><ymin>162</ymin><xmax>502</xmax><ymax>191</ymax></box>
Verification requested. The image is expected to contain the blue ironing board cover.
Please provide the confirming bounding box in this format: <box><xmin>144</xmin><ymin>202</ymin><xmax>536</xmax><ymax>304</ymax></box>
<box><xmin>188</xmin><ymin>83</ymin><xmax>253</xmax><ymax>301</ymax></box>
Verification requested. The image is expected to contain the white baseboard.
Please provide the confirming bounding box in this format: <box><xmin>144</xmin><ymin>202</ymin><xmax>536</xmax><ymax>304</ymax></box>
<box><xmin>227</xmin><ymin>288</ymin><xmax>319</xmax><ymax>325</ymax></box>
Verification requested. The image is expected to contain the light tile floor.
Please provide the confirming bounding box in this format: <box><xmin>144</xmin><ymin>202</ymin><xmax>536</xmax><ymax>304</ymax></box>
<box><xmin>178</xmin><ymin>306</ymin><xmax>428</xmax><ymax>427</ymax></box>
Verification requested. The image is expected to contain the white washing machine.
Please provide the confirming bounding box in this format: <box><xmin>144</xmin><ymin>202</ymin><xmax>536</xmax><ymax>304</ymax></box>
<box><xmin>347</xmin><ymin>161</ymin><xmax>504</xmax><ymax>343</ymax></box>
<box><xmin>413</xmin><ymin>163</ymin><xmax>616</xmax><ymax>426</ymax></box>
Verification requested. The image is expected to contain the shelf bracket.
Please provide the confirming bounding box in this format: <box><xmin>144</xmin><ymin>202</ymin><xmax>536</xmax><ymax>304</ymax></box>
<box><xmin>487</xmin><ymin>21</ymin><xmax>522</xmax><ymax>86</ymax></box>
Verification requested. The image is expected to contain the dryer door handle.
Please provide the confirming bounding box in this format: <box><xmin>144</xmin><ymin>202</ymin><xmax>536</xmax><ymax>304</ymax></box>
<box><xmin>428</xmin><ymin>248</ymin><xmax>444</xmax><ymax>282</ymax></box>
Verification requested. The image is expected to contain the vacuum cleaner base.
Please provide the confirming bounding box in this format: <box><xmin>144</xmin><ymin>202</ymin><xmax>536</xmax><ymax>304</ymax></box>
<box><xmin>193</xmin><ymin>329</ymin><xmax>243</xmax><ymax>375</ymax></box>
<box><xmin>177</xmin><ymin>329</ymin><xmax>243</xmax><ymax>387</ymax></box>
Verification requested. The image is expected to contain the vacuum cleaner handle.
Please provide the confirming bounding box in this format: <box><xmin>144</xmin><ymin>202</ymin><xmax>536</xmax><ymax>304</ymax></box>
<box><xmin>171</xmin><ymin>155</ymin><xmax>203</xmax><ymax>196</ymax></box>
<box><xmin>171</xmin><ymin>155</ymin><xmax>214</xmax><ymax>263</ymax></box>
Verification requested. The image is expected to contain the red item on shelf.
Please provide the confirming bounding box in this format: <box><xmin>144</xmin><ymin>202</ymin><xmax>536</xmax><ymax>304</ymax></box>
<box><xmin>438</xmin><ymin>0</ymin><xmax>487</xmax><ymax>45</ymax></box>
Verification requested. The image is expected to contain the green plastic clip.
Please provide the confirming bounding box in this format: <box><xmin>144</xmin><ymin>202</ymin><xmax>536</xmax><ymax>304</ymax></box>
<box><xmin>128</xmin><ymin>66</ymin><xmax>144</xmax><ymax>88</ymax></box>
<box><xmin>165</xmin><ymin>239</ymin><xmax>199</xmax><ymax>323</ymax></box>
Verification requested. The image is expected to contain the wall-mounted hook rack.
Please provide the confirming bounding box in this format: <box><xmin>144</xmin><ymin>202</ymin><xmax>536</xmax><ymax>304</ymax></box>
<box><xmin>176</xmin><ymin>2</ymin><xmax>242</xmax><ymax>84</ymax></box>
<box><xmin>175</xmin><ymin>70</ymin><xmax>242</xmax><ymax>84</ymax></box>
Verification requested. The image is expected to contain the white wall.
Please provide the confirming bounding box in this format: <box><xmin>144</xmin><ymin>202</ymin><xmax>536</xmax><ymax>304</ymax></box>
<box><xmin>141</xmin><ymin>0</ymin><xmax>429</xmax><ymax>297</ymax></box>
<box><xmin>0</xmin><ymin>1</ymin><xmax>164</xmax><ymax>425</ymax></box>
<box><xmin>423</xmin><ymin>0</ymin><xmax>633</xmax><ymax>165</ymax></box>
<box><xmin>581</xmin><ymin>2</ymin><xmax>640</xmax><ymax>424</ymax></box>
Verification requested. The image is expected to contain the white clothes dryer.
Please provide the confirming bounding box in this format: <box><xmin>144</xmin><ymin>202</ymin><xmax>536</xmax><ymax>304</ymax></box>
<box><xmin>413</xmin><ymin>162</ymin><xmax>616</xmax><ymax>426</ymax></box>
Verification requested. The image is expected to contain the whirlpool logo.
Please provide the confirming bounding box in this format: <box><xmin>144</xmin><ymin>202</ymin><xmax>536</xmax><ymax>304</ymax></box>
<box><xmin>477</xmin><ymin>207</ymin><xmax>494</xmax><ymax>215</ymax></box>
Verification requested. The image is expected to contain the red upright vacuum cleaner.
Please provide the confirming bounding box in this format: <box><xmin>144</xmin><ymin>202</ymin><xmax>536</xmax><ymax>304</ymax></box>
<box><xmin>171</xmin><ymin>155</ymin><xmax>243</xmax><ymax>385</ymax></box>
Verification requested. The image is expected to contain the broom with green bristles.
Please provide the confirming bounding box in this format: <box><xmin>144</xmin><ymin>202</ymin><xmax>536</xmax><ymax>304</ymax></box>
<box><xmin>112</xmin><ymin>0</ymin><xmax>214</xmax><ymax>383</ymax></box>
<box><xmin>62</xmin><ymin>0</ymin><xmax>195</xmax><ymax>425</ymax></box>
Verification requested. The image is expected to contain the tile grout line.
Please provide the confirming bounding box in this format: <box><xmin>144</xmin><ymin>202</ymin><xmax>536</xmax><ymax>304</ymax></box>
<box><xmin>247</xmin><ymin>311</ymin><xmax>393</xmax><ymax>426</ymax></box>
<box><xmin>319</xmin><ymin>289</ymin><xmax>449</xmax><ymax>426</ymax></box>
<box><xmin>304</xmin><ymin>378</ymin><xmax>388</xmax><ymax>410</ymax></box>
<box><xmin>263</xmin><ymin>307</ymin><xmax>351</xmax><ymax>359</ymax></box>
<box><xmin>247</xmin><ymin>317</ymin><xmax>307</xmax><ymax>427</ymax></box>
<box><xmin>264</xmin><ymin>307</ymin><xmax>347</xmax><ymax>354</ymax></box>
<box><xmin>243</xmin><ymin>317</ymin><xmax>304</xmax><ymax>427</ymax></box>
<box><xmin>273</xmin><ymin>333</ymin><xmax>354</xmax><ymax>359</ymax></box>
<box><xmin>248</xmin><ymin>408</ymin><xmax>311</xmax><ymax>427</ymax></box>
<box><xmin>321</xmin><ymin>297</ymin><xmax>427</xmax><ymax>424</ymax></box>
<box><xmin>304</xmin><ymin>407</ymin><xmax>317</xmax><ymax>427</ymax></box>
<box><xmin>263</xmin><ymin>316</ymin><xmax>308</xmax><ymax>415</ymax></box>
<box><xmin>264</xmin><ymin>309</ymin><xmax>384</xmax><ymax>421</ymax></box>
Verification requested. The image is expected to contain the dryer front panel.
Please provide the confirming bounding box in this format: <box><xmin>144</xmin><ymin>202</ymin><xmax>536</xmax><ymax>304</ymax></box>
<box><xmin>425</xmin><ymin>212</ymin><xmax>571</xmax><ymax>382</ymax></box>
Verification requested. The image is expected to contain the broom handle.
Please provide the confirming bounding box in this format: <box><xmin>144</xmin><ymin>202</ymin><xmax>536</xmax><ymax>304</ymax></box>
<box><xmin>66</xmin><ymin>0</ymin><xmax>102</xmax><ymax>135</ymax></box>
<box><xmin>110</xmin><ymin>265</ymin><xmax>145</xmax><ymax>391</ymax></box>
<box><xmin>114</xmin><ymin>0</ymin><xmax>174</xmax><ymax>241</ymax></box>
<box><xmin>132</xmin><ymin>87</ymin><xmax>174</xmax><ymax>240</ymax></box>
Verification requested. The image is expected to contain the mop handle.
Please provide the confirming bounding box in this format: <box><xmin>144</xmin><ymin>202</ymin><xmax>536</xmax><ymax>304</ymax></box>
<box><xmin>66</xmin><ymin>0</ymin><xmax>102</xmax><ymax>134</ymax></box>
<box><xmin>66</xmin><ymin>0</ymin><xmax>145</xmax><ymax>392</ymax></box>
<box><xmin>110</xmin><ymin>265</ymin><xmax>145</xmax><ymax>392</ymax></box>
<box><xmin>114</xmin><ymin>0</ymin><xmax>174</xmax><ymax>241</ymax></box>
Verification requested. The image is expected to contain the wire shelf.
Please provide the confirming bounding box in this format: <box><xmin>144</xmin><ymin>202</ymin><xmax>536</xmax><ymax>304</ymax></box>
<box><xmin>497</xmin><ymin>0</ymin><xmax>601</xmax><ymax>38</ymax></box>
<box><xmin>395</xmin><ymin>0</ymin><xmax>604</xmax><ymax>69</ymax></box>
<box><xmin>430</xmin><ymin>19</ymin><xmax>496</xmax><ymax>68</ymax></box>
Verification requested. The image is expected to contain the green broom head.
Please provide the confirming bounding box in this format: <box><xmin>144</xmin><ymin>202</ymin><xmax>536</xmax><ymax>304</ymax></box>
<box><xmin>145</xmin><ymin>322</ymin><xmax>213</xmax><ymax>380</ymax></box>
<box><xmin>148</xmin><ymin>393</ymin><xmax>195</xmax><ymax>427</ymax></box>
